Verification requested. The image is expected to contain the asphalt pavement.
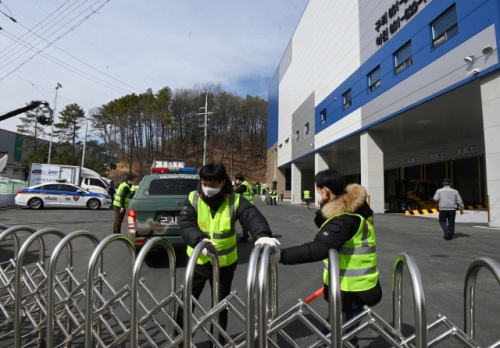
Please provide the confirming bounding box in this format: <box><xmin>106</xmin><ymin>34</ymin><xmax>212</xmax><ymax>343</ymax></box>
<box><xmin>0</xmin><ymin>199</ymin><xmax>499</xmax><ymax>347</ymax></box>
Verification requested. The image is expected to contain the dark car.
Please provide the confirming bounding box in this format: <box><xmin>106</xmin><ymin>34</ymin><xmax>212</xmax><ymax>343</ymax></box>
<box><xmin>126</xmin><ymin>173</ymin><xmax>199</xmax><ymax>247</ymax></box>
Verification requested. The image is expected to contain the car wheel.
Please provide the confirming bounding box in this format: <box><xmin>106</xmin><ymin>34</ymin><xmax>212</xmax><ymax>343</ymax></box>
<box><xmin>87</xmin><ymin>199</ymin><xmax>101</xmax><ymax>210</ymax></box>
<box><xmin>28</xmin><ymin>198</ymin><xmax>43</xmax><ymax>210</ymax></box>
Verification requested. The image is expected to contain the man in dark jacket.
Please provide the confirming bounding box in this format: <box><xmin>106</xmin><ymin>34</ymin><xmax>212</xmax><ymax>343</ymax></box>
<box><xmin>269</xmin><ymin>170</ymin><xmax>382</xmax><ymax>348</ymax></box>
<box><xmin>176</xmin><ymin>163</ymin><xmax>279</xmax><ymax>344</ymax></box>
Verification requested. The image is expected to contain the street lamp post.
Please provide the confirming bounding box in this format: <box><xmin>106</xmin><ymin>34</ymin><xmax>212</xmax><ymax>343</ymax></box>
<box><xmin>47</xmin><ymin>83</ymin><xmax>62</xmax><ymax>164</ymax></box>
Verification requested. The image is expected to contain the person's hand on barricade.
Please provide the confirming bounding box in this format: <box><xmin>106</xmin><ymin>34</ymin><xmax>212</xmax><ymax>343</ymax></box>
<box><xmin>255</xmin><ymin>237</ymin><xmax>281</xmax><ymax>248</ymax></box>
<box><xmin>119</xmin><ymin>207</ymin><xmax>125</xmax><ymax>213</ymax></box>
<box><xmin>201</xmin><ymin>239</ymin><xmax>218</xmax><ymax>258</ymax></box>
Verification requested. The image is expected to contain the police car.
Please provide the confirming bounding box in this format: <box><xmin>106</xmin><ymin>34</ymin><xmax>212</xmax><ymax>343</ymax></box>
<box><xmin>15</xmin><ymin>183</ymin><xmax>112</xmax><ymax>210</ymax></box>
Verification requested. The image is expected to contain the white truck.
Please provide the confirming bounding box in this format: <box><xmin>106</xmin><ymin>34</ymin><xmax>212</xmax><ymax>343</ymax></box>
<box><xmin>28</xmin><ymin>163</ymin><xmax>110</xmax><ymax>194</ymax></box>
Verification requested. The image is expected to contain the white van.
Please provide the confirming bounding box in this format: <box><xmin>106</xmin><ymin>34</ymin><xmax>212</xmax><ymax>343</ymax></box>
<box><xmin>80</xmin><ymin>177</ymin><xmax>109</xmax><ymax>194</ymax></box>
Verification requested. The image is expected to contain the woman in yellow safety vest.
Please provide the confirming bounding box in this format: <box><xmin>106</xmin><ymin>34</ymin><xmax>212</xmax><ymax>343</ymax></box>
<box><xmin>176</xmin><ymin>163</ymin><xmax>279</xmax><ymax>344</ymax></box>
<box><xmin>268</xmin><ymin>170</ymin><xmax>382</xmax><ymax>348</ymax></box>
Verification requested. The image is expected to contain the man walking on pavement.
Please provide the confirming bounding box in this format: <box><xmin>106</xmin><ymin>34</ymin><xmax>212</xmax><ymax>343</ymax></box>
<box><xmin>268</xmin><ymin>170</ymin><xmax>382</xmax><ymax>348</ymax></box>
<box><xmin>270</xmin><ymin>188</ymin><xmax>277</xmax><ymax>205</ymax></box>
<box><xmin>304</xmin><ymin>188</ymin><xmax>311</xmax><ymax>209</ymax></box>
<box><xmin>112</xmin><ymin>175</ymin><xmax>135</xmax><ymax>234</ymax></box>
<box><xmin>433</xmin><ymin>178</ymin><xmax>464</xmax><ymax>240</ymax></box>
<box><xmin>234</xmin><ymin>173</ymin><xmax>253</xmax><ymax>243</ymax></box>
<box><xmin>176</xmin><ymin>163</ymin><xmax>279</xmax><ymax>345</ymax></box>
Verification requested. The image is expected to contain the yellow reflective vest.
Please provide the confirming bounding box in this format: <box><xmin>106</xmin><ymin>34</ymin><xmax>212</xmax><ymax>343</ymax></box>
<box><xmin>240</xmin><ymin>181</ymin><xmax>254</xmax><ymax>204</ymax></box>
<box><xmin>113</xmin><ymin>182</ymin><xmax>132</xmax><ymax>208</ymax></box>
<box><xmin>186</xmin><ymin>191</ymin><xmax>240</xmax><ymax>267</ymax></box>
<box><xmin>323</xmin><ymin>213</ymin><xmax>378</xmax><ymax>292</ymax></box>
<box><xmin>304</xmin><ymin>190</ymin><xmax>311</xmax><ymax>199</ymax></box>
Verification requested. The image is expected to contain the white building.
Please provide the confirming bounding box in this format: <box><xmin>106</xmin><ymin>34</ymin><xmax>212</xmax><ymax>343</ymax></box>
<box><xmin>267</xmin><ymin>0</ymin><xmax>500</xmax><ymax>226</ymax></box>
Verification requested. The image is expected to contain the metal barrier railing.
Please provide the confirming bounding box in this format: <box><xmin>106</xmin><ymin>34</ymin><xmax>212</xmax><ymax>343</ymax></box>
<box><xmin>2</xmin><ymin>223</ymin><xmax>500</xmax><ymax>348</ymax></box>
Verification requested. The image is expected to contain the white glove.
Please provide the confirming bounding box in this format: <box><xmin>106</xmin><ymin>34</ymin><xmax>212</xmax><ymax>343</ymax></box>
<box><xmin>201</xmin><ymin>239</ymin><xmax>218</xmax><ymax>258</ymax></box>
<box><xmin>269</xmin><ymin>248</ymin><xmax>281</xmax><ymax>264</ymax></box>
<box><xmin>119</xmin><ymin>208</ymin><xmax>125</xmax><ymax>213</ymax></box>
<box><xmin>255</xmin><ymin>237</ymin><xmax>281</xmax><ymax>248</ymax></box>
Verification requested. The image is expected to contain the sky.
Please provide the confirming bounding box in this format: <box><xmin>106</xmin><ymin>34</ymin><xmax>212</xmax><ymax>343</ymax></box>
<box><xmin>0</xmin><ymin>0</ymin><xmax>309</xmax><ymax>135</ymax></box>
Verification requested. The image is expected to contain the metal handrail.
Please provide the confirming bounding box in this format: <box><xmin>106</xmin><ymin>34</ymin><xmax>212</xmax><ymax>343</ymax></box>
<box><xmin>130</xmin><ymin>237</ymin><xmax>176</xmax><ymax>347</ymax></box>
<box><xmin>245</xmin><ymin>243</ymin><xmax>262</xmax><ymax>348</ymax></box>
<box><xmin>0</xmin><ymin>225</ymin><xmax>39</xmax><ymax>261</ymax></box>
<box><xmin>13</xmin><ymin>228</ymin><xmax>68</xmax><ymax>348</ymax></box>
<box><xmin>328</xmin><ymin>249</ymin><xmax>342</xmax><ymax>348</ymax></box>
<box><xmin>393</xmin><ymin>252</ymin><xmax>428</xmax><ymax>348</ymax></box>
<box><xmin>464</xmin><ymin>257</ymin><xmax>500</xmax><ymax>339</ymax></box>
<box><xmin>183</xmin><ymin>239</ymin><xmax>220</xmax><ymax>348</ymax></box>
<box><xmin>84</xmin><ymin>234</ymin><xmax>136</xmax><ymax>347</ymax></box>
<box><xmin>46</xmin><ymin>230</ymin><xmax>100</xmax><ymax>348</ymax></box>
<box><xmin>256</xmin><ymin>245</ymin><xmax>278</xmax><ymax>348</ymax></box>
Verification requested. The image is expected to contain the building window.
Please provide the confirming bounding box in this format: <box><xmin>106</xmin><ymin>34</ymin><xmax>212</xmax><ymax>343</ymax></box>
<box><xmin>285</xmin><ymin>138</ymin><xmax>289</xmax><ymax>144</ymax></box>
<box><xmin>368</xmin><ymin>66</ymin><xmax>381</xmax><ymax>93</ymax></box>
<box><xmin>343</xmin><ymin>89</ymin><xmax>352</xmax><ymax>110</ymax></box>
<box><xmin>305</xmin><ymin>122</ymin><xmax>309</xmax><ymax>135</ymax></box>
<box><xmin>432</xmin><ymin>6</ymin><xmax>458</xmax><ymax>48</ymax></box>
<box><xmin>320</xmin><ymin>109</ymin><xmax>327</xmax><ymax>125</ymax></box>
<box><xmin>13</xmin><ymin>169</ymin><xmax>19</xmax><ymax>175</ymax></box>
<box><xmin>395</xmin><ymin>42</ymin><xmax>412</xmax><ymax>74</ymax></box>
<box><xmin>295</xmin><ymin>130</ymin><xmax>300</xmax><ymax>142</ymax></box>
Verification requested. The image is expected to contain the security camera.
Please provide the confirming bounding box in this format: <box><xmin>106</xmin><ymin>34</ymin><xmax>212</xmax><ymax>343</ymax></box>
<box><xmin>467</xmin><ymin>68</ymin><xmax>480</xmax><ymax>77</ymax></box>
<box><xmin>464</xmin><ymin>55</ymin><xmax>475</xmax><ymax>64</ymax></box>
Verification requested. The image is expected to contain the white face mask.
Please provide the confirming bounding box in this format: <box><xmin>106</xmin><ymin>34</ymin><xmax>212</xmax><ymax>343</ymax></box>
<box><xmin>316</xmin><ymin>188</ymin><xmax>328</xmax><ymax>204</ymax></box>
<box><xmin>202</xmin><ymin>184</ymin><xmax>222</xmax><ymax>197</ymax></box>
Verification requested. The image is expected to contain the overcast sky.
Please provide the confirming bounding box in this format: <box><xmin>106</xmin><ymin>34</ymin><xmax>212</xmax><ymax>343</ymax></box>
<box><xmin>0</xmin><ymin>0</ymin><xmax>308</xmax><ymax>135</ymax></box>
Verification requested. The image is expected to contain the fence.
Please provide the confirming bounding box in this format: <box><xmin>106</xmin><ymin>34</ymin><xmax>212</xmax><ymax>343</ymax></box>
<box><xmin>1</xmin><ymin>222</ymin><xmax>499</xmax><ymax>347</ymax></box>
<box><xmin>0</xmin><ymin>180</ymin><xmax>28</xmax><ymax>194</ymax></box>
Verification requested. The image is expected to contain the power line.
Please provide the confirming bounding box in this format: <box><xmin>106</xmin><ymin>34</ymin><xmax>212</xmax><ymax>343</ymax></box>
<box><xmin>30</xmin><ymin>0</ymin><xmax>165</xmax><ymax>86</ymax></box>
<box><xmin>0</xmin><ymin>30</ymin><xmax>134</xmax><ymax>94</ymax></box>
<box><xmin>0</xmin><ymin>0</ymin><xmax>95</xmax><ymax>67</ymax></box>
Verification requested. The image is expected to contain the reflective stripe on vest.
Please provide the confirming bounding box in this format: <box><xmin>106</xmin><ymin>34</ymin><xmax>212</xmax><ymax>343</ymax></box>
<box><xmin>323</xmin><ymin>214</ymin><xmax>378</xmax><ymax>292</ymax></box>
<box><xmin>186</xmin><ymin>191</ymin><xmax>240</xmax><ymax>266</ymax></box>
<box><xmin>113</xmin><ymin>182</ymin><xmax>132</xmax><ymax>208</ymax></box>
<box><xmin>304</xmin><ymin>190</ymin><xmax>311</xmax><ymax>199</ymax></box>
<box><xmin>240</xmin><ymin>181</ymin><xmax>253</xmax><ymax>204</ymax></box>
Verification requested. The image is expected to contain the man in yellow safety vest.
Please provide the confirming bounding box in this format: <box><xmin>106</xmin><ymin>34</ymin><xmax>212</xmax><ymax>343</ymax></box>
<box><xmin>176</xmin><ymin>163</ymin><xmax>279</xmax><ymax>344</ymax></box>
<box><xmin>268</xmin><ymin>170</ymin><xmax>382</xmax><ymax>348</ymax></box>
<box><xmin>304</xmin><ymin>188</ymin><xmax>311</xmax><ymax>209</ymax></box>
<box><xmin>234</xmin><ymin>173</ymin><xmax>253</xmax><ymax>243</ymax></box>
<box><xmin>112</xmin><ymin>175</ymin><xmax>135</xmax><ymax>234</ymax></box>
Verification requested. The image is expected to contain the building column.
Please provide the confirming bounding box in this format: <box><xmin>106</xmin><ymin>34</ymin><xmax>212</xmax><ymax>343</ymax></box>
<box><xmin>360</xmin><ymin>131</ymin><xmax>385</xmax><ymax>214</ymax></box>
<box><xmin>291</xmin><ymin>162</ymin><xmax>302</xmax><ymax>204</ymax></box>
<box><xmin>481</xmin><ymin>70</ymin><xmax>500</xmax><ymax>227</ymax></box>
<box><xmin>315</xmin><ymin>151</ymin><xmax>329</xmax><ymax>206</ymax></box>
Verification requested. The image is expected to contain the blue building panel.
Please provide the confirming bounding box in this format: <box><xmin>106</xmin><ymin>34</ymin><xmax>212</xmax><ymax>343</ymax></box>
<box><xmin>314</xmin><ymin>0</ymin><xmax>500</xmax><ymax>136</ymax></box>
<box><xmin>267</xmin><ymin>67</ymin><xmax>280</xmax><ymax>150</ymax></box>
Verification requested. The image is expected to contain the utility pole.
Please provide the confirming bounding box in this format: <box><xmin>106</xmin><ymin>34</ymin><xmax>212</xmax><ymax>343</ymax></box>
<box><xmin>81</xmin><ymin>121</ymin><xmax>88</xmax><ymax>168</ymax></box>
<box><xmin>48</xmin><ymin>83</ymin><xmax>62</xmax><ymax>164</ymax></box>
<box><xmin>197</xmin><ymin>95</ymin><xmax>213</xmax><ymax>166</ymax></box>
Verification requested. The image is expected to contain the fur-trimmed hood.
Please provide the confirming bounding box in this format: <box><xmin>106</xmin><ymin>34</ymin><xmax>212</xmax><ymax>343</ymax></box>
<box><xmin>321</xmin><ymin>184</ymin><xmax>370</xmax><ymax>219</ymax></box>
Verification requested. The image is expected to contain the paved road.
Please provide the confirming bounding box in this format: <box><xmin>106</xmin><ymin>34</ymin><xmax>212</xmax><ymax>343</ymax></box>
<box><xmin>0</xmin><ymin>199</ymin><xmax>499</xmax><ymax>347</ymax></box>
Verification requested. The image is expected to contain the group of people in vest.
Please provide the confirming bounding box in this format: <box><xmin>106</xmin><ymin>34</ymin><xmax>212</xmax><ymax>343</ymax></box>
<box><xmin>177</xmin><ymin>163</ymin><xmax>380</xmax><ymax>348</ymax></box>
<box><xmin>268</xmin><ymin>188</ymin><xmax>278</xmax><ymax>205</ymax></box>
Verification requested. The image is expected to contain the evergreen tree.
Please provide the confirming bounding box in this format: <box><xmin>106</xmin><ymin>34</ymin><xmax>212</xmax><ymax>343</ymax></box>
<box><xmin>54</xmin><ymin>103</ymin><xmax>86</xmax><ymax>156</ymax></box>
<box><xmin>16</xmin><ymin>103</ymin><xmax>51</xmax><ymax>155</ymax></box>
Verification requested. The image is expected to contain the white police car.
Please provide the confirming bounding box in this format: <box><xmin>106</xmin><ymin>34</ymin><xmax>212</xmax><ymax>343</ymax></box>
<box><xmin>15</xmin><ymin>183</ymin><xmax>112</xmax><ymax>210</ymax></box>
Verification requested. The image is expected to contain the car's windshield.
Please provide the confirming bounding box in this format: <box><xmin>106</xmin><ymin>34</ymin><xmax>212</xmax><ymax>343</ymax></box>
<box><xmin>148</xmin><ymin>179</ymin><xmax>198</xmax><ymax>195</ymax></box>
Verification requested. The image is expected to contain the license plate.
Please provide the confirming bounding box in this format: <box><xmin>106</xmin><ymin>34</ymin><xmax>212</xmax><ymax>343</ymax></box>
<box><xmin>160</xmin><ymin>216</ymin><xmax>178</xmax><ymax>225</ymax></box>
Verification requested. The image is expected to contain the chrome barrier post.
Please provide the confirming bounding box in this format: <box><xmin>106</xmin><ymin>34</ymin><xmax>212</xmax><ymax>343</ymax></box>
<box><xmin>0</xmin><ymin>225</ymin><xmax>39</xmax><ymax>263</ymax></box>
<box><xmin>130</xmin><ymin>237</ymin><xmax>176</xmax><ymax>348</ymax></box>
<box><xmin>14</xmin><ymin>228</ymin><xmax>68</xmax><ymax>348</ymax></box>
<box><xmin>257</xmin><ymin>245</ymin><xmax>279</xmax><ymax>348</ymax></box>
<box><xmin>84</xmin><ymin>234</ymin><xmax>136</xmax><ymax>347</ymax></box>
<box><xmin>46</xmin><ymin>231</ymin><xmax>100</xmax><ymax>348</ymax></box>
<box><xmin>245</xmin><ymin>244</ymin><xmax>262</xmax><ymax>348</ymax></box>
<box><xmin>183</xmin><ymin>239</ymin><xmax>219</xmax><ymax>348</ymax></box>
<box><xmin>393</xmin><ymin>252</ymin><xmax>427</xmax><ymax>348</ymax></box>
<box><xmin>328</xmin><ymin>249</ymin><xmax>342</xmax><ymax>348</ymax></box>
<box><xmin>464</xmin><ymin>257</ymin><xmax>500</xmax><ymax>339</ymax></box>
